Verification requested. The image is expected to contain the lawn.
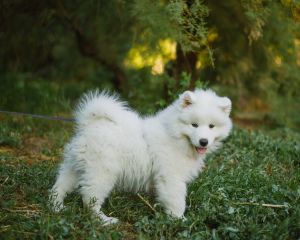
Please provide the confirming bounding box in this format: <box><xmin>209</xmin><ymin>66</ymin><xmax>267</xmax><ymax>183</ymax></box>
<box><xmin>0</xmin><ymin>115</ymin><xmax>299</xmax><ymax>239</ymax></box>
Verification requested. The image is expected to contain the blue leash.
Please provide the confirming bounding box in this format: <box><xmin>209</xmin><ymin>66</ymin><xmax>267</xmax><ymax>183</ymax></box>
<box><xmin>0</xmin><ymin>110</ymin><xmax>75</xmax><ymax>122</ymax></box>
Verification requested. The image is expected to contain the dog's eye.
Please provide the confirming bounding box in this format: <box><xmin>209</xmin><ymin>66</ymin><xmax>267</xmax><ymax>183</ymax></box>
<box><xmin>209</xmin><ymin>124</ymin><xmax>215</xmax><ymax>129</ymax></box>
<box><xmin>191</xmin><ymin>123</ymin><xmax>198</xmax><ymax>128</ymax></box>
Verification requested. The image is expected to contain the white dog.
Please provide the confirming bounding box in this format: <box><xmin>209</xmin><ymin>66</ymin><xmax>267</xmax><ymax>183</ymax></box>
<box><xmin>50</xmin><ymin>89</ymin><xmax>232</xmax><ymax>225</ymax></box>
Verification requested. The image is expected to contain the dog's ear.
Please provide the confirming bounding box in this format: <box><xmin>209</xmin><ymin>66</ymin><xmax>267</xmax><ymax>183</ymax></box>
<box><xmin>218</xmin><ymin>97</ymin><xmax>232</xmax><ymax>115</ymax></box>
<box><xmin>179</xmin><ymin>91</ymin><xmax>195</xmax><ymax>108</ymax></box>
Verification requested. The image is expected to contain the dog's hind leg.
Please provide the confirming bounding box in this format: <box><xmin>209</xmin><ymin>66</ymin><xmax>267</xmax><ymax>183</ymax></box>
<box><xmin>79</xmin><ymin>166</ymin><xmax>120</xmax><ymax>226</ymax></box>
<box><xmin>50</xmin><ymin>161</ymin><xmax>78</xmax><ymax>211</ymax></box>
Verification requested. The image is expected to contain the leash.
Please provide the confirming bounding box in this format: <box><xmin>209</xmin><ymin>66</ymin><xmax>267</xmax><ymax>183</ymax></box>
<box><xmin>0</xmin><ymin>111</ymin><xmax>75</xmax><ymax>122</ymax></box>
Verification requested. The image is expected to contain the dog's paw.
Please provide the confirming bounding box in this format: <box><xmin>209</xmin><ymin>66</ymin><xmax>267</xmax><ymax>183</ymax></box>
<box><xmin>51</xmin><ymin>203</ymin><xmax>65</xmax><ymax>212</ymax></box>
<box><xmin>101</xmin><ymin>216</ymin><xmax>119</xmax><ymax>226</ymax></box>
<box><xmin>95</xmin><ymin>212</ymin><xmax>119</xmax><ymax>226</ymax></box>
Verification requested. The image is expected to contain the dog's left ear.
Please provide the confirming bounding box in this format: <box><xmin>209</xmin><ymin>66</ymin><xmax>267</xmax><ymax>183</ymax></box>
<box><xmin>179</xmin><ymin>91</ymin><xmax>195</xmax><ymax>108</ymax></box>
<box><xmin>218</xmin><ymin>97</ymin><xmax>232</xmax><ymax>116</ymax></box>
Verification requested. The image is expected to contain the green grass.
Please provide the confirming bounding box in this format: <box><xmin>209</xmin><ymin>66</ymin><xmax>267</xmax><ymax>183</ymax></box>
<box><xmin>0</xmin><ymin>116</ymin><xmax>299</xmax><ymax>239</ymax></box>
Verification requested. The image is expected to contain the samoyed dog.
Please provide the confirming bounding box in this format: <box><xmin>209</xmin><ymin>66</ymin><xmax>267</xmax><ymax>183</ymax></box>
<box><xmin>50</xmin><ymin>89</ymin><xmax>232</xmax><ymax>225</ymax></box>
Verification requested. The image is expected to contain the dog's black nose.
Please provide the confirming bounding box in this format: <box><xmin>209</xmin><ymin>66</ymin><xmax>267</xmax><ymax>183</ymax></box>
<box><xmin>200</xmin><ymin>138</ymin><xmax>208</xmax><ymax>147</ymax></box>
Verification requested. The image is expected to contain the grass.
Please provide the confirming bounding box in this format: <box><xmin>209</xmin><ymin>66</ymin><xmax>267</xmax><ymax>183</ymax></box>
<box><xmin>0</xmin><ymin>114</ymin><xmax>299</xmax><ymax>239</ymax></box>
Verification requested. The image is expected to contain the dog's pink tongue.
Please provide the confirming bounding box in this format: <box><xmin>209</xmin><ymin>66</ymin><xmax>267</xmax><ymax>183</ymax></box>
<box><xmin>196</xmin><ymin>147</ymin><xmax>207</xmax><ymax>154</ymax></box>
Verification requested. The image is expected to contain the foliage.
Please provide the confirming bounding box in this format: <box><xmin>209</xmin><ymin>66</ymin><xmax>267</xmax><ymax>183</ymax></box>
<box><xmin>1</xmin><ymin>0</ymin><xmax>300</xmax><ymax>127</ymax></box>
<box><xmin>0</xmin><ymin>74</ymin><xmax>72</xmax><ymax>115</ymax></box>
<box><xmin>155</xmin><ymin>71</ymin><xmax>210</xmax><ymax>109</ymax></box>
<box><xmin>0</xmin><ymin>0</ymin><xmax>212</xmax><ymax>84</ymax></box>
<box><xmin>0</xmin><ymin>117</ymin><xmax>22</xmax><ymax>147</ymax></box>
<box><xmin>202</xmin><ymin>0</ymin><xmax>300</xmax><ymax>107</ymax></box>
<box><xmin>131</xmin><ymin>0</ymin><xmax>211</xmax><ymax>53</ymax></box>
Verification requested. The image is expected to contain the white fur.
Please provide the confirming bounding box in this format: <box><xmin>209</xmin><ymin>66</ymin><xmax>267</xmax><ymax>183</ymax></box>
<box><xmin>50</xmin><ymin>89</ymin><xmax>232</xmax><ymax>225</ymax></box>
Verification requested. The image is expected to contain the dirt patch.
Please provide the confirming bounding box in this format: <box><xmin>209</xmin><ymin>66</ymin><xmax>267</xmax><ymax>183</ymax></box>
<box><xmin>0</xmin><ymin>137</ymin><xmax>59</xmax><ymax>165</ymax></box>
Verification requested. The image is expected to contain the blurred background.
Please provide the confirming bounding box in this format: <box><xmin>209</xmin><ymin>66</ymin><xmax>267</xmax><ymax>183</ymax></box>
<box><xmin>1</xmin><ymin>0</ymin><xmax>299</xmax><ymax>130</ymax></box>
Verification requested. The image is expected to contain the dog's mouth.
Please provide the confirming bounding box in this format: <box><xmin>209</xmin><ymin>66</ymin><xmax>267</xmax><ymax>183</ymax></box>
<box><xmin>195</xmin><ymin>147</ymin><xmax>207</xmax><ymax>154</ymax></box>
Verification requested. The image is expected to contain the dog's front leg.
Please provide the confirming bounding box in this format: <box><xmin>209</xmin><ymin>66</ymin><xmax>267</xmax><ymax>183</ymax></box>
<box><xmin>155</xmin><ymin>178</ymin><xmax>187</xmax><ymax>219</ymax></box>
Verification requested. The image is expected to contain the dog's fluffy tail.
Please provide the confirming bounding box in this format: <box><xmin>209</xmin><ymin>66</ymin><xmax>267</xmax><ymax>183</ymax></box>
<box><xmin>74</xmin><ymin>89</ymin><xmax>128</xmax><ymax>126</ymax></box>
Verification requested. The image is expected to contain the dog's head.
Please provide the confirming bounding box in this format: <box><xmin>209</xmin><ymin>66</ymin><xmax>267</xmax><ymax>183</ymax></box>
<box><xmin>177</xmin><ymin>89</ymin><xmax>232</xmax><ymax>154</ymax></box>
